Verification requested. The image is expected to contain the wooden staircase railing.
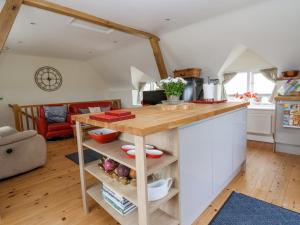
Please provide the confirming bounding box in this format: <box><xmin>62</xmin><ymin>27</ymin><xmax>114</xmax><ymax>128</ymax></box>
<box><xmin>9</xmin><ymin>99</ymin><xmax>122</xmax><ymax>131</ymax></box>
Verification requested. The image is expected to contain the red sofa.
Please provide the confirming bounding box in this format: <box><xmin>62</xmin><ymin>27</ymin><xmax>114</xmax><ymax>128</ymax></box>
<box><xmin>36</xmin><ymin>101</ymin><xmax>117</xmax><ymax>140</ymax></box>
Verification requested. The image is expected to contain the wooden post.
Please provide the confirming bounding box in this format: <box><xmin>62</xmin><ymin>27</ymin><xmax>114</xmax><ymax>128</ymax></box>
<box><xmin>76</xmin><ymin>120</ymin><xmax>89</xmax><ymax>214</ymax></box>
<box><xmin>11</xmin><ymin>104</ymin><xmax>22</xmax><ymax>131</ymax></box>
<box><xmin>149</xmin><ymin>37</ymin><xmax>168</xmax><ymax>79</ymax></box>
<box><xmin>0</xmin><ymin>0</ymin><xmax>23</xmax><ymax>51</ymax></box>
<box><xmin>135</xmin><ymin>136</ymin><xmax>149</xmax><ymax>225</ymax></box>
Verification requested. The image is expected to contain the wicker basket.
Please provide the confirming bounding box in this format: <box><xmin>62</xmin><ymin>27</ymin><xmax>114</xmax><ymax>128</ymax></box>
<box><xmin>174</xmin><ymin>68</ymin><xmax>201</xmax><ymax>78</ymax></box>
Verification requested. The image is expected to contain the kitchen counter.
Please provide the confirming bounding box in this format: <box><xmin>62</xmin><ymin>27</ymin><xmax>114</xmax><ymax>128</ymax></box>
<box><xmin>74</xmin><ymin>102</ymin><xmax>249</xmax><ymax>225</ymax></box>
<box><xmin>74</xmin><ymin>102</ymin><xmax>249</xmax><ymax>136</ymax></box>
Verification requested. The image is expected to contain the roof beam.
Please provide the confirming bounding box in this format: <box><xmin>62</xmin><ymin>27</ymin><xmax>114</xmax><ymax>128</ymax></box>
<box><xmin>0</xmin><ymin>0</ymin><xmax>168</xmax><ymax>79</ymax></box>
<box><xmin>0</xmin><ymin>0</ymin><xmax>23</xmax><ymax>52</ymax></box>
<box><xmin>23</xmin><ymin>0</ymin><xmax>159</xmax><ymax>40</ymax></box>
<box><xmin>149</xmin><ymin>37</ymin><xmax>168</xmax><ymax>79</ymax></box>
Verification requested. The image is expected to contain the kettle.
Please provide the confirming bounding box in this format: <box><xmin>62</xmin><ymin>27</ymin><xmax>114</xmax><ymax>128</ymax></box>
<box><xmin>148</xmin><ymin>178</ymin><xmax>173</xmax><ymax>202</ymax></box>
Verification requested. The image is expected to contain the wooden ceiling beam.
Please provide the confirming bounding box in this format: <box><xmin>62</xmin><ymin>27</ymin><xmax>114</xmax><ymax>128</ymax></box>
<box><xmin>0</xmin><ymin>0</ymin><xmax>168</xmax><ymax>79</ymax></box>
<box><xmin>0</xmin><ymin>0</ymin><xmax>23</xmax><ymax>52</ymax></box>
<box><xmin>149</xmin><ymin>37</ymin><xmax>168</xmax><ymax>79</ymax></box>
<box><xmin>23</xmin><ymin>0</ymin><xmax>159</xmax><ymax>40</ymax></box>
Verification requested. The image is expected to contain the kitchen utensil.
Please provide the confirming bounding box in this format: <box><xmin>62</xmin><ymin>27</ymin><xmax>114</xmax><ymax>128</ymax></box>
<box><xmin>148</xmin><ymin>178</ymin><xmax>173</xmax><ymax>201</ymax></box>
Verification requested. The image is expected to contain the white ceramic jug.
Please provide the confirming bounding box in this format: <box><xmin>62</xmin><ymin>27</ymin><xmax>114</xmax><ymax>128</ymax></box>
<box><xmin>148</xmin><ymin>178</ymin><xmax>173</xmax><ymax>202</ymax></box>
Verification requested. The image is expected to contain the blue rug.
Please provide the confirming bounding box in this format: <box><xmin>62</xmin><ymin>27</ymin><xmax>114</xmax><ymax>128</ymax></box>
<box><xmin>65</xmin><ymin>149</ymin><xmax>101</xmax><ymax>165</ymax></box>
<box><xmin>209</xmin><ymin>192</ymin><xmax>300</xmax><ymax>225</ymax></box>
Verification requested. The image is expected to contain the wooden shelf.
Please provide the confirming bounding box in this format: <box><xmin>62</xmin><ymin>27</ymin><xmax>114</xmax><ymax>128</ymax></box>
<box><xmin>83</xmin><ymin>139</ymin><xmax>178</xmax><ymax>175</ymax></box>
<box><xmin>87</xmin><ymin>184</ymin><xmax>138</xmax><ymax>225</ymax></box>
<box><xmin>87</xmin><ymin>184</ymin><xmax>179</xmax><ymax>225</ymax></box>
<box><xmin>276</xmin><ymin>76</ymin><xmax>300</xmax><ymax>81</ymax></box>
<box><xmin>85</xmin><ymin>161</ymin><xmax>138</xmax><ymax>205</ymax></box>
<box><xmin>85</xmin><ymin>161</ymin><xmax>179</xmax><ymax>212</ymax></box>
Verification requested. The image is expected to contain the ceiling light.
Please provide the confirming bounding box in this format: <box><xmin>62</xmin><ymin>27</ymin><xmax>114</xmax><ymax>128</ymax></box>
<box><xmin>69</xmin><ymin>18</ymin><xmax>114</xmax><ymax>34</ymax></box>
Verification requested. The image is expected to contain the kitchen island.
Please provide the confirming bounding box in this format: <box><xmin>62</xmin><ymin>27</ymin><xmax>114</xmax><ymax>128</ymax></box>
<box><xmin>74</xmin><ymin>102</ymin><xmax>249</xmax><ymax>225</ymax></box>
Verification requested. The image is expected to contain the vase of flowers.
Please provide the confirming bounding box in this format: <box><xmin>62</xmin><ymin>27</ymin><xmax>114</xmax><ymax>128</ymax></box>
<box><xmin>160</xmin><ymin>77</ymin><xmax>187</xmax><ymax>104</ymax></box>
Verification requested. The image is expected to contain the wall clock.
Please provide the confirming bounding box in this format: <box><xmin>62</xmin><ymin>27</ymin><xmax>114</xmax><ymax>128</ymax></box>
<box><xmin>34</xmin><ymin>66</ymin><xmax>63</xmax><ymax>92</ymax></box>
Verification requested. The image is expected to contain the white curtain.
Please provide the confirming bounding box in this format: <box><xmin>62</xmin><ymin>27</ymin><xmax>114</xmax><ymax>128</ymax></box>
<box><xmin>222</xmin><ymin>72</ymin><xmax>237</xmax><ymax>99</ymax></box>
<box><xmin>260</xmin><ymin>67</ymin><xmax>278</xmax><ymax>102</ymax></box>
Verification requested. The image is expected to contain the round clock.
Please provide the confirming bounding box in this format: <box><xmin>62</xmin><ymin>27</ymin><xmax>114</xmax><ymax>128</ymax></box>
<box><xmin>34</xmin><ymin>66</ymin><xmax>62</xmax><ymax>92</ymax></box>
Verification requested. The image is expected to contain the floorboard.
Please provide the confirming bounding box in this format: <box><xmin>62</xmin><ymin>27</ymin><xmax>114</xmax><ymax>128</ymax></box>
<box><xmin>1</xmin><ymin>139</ymin><xmax>300</xmax><ymax>225</ymax></box>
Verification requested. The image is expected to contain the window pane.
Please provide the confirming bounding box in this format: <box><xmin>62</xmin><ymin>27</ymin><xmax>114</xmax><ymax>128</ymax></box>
<box><xmin>225</xmin><ymin>72</ymin><xmax>248</xmax><ymax>95</ymax></box>
<box><xmin>253</xmin><ymin>73</ymin><xmax>275</xmax><ymax>94</ymax></box>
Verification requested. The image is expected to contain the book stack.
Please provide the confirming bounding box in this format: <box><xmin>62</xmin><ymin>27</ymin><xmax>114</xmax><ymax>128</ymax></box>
<box><xmin>101</xmin><ymin>185</ymin><xmax>136</xmax><ymax>216</ymax></box>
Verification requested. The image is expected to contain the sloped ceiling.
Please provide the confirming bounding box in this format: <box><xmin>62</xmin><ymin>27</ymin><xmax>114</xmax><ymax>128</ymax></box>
<box><xmin>87</xmin><ymin>0</ymin><xmax>300</xmax><ymax>88</ymax></box>
<box><xmin>224</xmin><ymin>49</ymin><xmax>274</xmax><ymax>73</ymax></box>
<box><xmin>1</xmin><ymin>0</ymin><xmax>268</xmax><ymax>60</ymax></box>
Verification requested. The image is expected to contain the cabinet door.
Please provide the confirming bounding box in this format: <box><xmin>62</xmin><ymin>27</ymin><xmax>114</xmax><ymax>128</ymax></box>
<box><xmin>179</xmin><ymin>119</ymin><xmax>214</xmax><ymax>225</ymax></box>
<box><xmin>233</xmin><ymin>109</ymin><xmax>247</xmax><ymax>171</ymax></box>
<box><xmin>212</xmin><ymin>113</ymin><xmax>234</xmax><ymax>193</ymax></box>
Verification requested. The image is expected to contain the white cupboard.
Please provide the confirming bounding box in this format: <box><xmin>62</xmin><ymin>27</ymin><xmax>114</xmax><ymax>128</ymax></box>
<box><xmin>179</xmin><ymin>108</ymin><xmax>247</xmax><ymax>225</ymax></box>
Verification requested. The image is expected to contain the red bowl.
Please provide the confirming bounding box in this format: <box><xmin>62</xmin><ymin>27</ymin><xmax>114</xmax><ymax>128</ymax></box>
<box><xmin>88</xmin><ymin>128</ymin><xmax>119</xmax><ymax>143</ymax></box>
<box><xmin>126</xmin><ymin>150</ymin><xmax>136</xmax><ymax>158</ymax></box>
<box><xmin>146</xmin><ymin>149</ymin><xmax>164</xmax><ymax>158</ymax></box>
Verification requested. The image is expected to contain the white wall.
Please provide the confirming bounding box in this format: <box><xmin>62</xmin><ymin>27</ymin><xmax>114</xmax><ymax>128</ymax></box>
<box><xmin>88</xmin><ymin>0</ymin><xmax>300</xmax><ymax>87</ymax></box>
<box><xmin>0</xmin><ymin>53</ymin><xmax>109</xmax><ymax>127</ymax></box>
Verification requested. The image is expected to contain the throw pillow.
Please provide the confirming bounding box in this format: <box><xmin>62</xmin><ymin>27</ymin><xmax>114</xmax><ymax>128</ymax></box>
<box><xmin>78</xmin><ymin>108</ymin><xmax>90</xmax><ymax>114</ymax></box>
<box><xmin>44</xmin><ymin>105</ymin><xmax>67</xmax><ymax>123</ymax></box>
<box><xmin>100</xmin><ymin>106</ymin><xmax>111</xmax><ymax>112</ymax></box>
<box><xmin>88</xmin><ymin>107</ymin><xmax>102</xmax><ymax>113</ymax></box>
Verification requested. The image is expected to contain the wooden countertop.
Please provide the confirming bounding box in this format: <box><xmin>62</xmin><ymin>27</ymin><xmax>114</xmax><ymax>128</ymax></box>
<box><xmin>74</xmin><ymin>102</ymin><xmax>249</xmax><ymax>136</ymax></box>
<box><xmin>275</xmin><ymin>96</ymin><xmax>300</xmax><ymax>101</ymax></box>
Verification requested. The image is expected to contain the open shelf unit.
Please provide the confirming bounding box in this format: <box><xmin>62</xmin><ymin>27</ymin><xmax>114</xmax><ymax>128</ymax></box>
<box><xmin>75</xmin><ymin>121</ymin><xmax>180</xmax><ymax>225</ymax></box>
<box><xmin>87</xmin><ymin>184</ymin><xmax>179</xmax><ymax>225</ymax></box>
<box><xmin>83</xmin><ymin>139</ymin><xmax>178</xmax><ymax>175</ymax></box>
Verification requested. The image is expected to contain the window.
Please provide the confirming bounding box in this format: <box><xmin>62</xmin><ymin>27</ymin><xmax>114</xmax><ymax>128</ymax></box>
<box><xmin>225</xmin><ymin>72</ymin><xmax>275</xmax><ymax>103</ymax></box>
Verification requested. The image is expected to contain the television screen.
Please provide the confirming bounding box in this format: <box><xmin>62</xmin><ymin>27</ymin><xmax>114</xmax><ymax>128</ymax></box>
<box><xmin>142</xmin><ymin>90</ymin><xmax>166</xmax><ymax>105</ymax></box>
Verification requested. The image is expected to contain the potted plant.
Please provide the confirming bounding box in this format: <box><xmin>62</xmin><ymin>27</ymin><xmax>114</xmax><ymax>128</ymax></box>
<box><xmin>160</xmin><ymin>77</ymin><xmax>187</xmax><ymax>102</ymax></box>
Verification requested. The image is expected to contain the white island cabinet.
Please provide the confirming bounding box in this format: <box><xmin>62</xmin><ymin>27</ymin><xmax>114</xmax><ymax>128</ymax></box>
<box><xmin>179</xmin><ymin>108</ymin><xmax>247</xmax><ymax>225</ymax></box>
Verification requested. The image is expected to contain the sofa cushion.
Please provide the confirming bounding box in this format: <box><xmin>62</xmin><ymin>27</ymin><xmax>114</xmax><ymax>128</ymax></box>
<box><xmin>88</xmin><ymin>107</ymin><xmax>101</xmax><ymax>113</ymax></box>
<box><xmin>44</xmin><ymin>105</ymin><xmax>67</xmax><ymax>123</ymax></box>
<box><xmin>48</xmin><ymin>122</ymin><xmax>71</xmax><ymax>132</ymax></box>
<box><xmin>69</xmin><ymin>101</ymin><xmax>112</xmax><ymax>114</ymax></box>
<box><xmin>101</xmin><ymin>106</ymin><xmax>111</xmax><ymax>112</ymax></box>
<box><xmin>78</xmin><ymin>108</ymin><xmax>90</xmax><ymax>114</ymax></box>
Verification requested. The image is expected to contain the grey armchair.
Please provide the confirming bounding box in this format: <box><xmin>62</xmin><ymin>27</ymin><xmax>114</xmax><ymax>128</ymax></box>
<box><xmin>0</xmin><ymin>126</ymin><xmax>47</xmax><ymax>180</ymax></box>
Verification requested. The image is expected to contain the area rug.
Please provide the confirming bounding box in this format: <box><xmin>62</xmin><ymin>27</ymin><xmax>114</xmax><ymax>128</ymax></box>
<box><xmin>209</xmin><ymin>192</ymin><xmax>300</xmax><ymax>225</ymax></box>
<box><xmin>65</xmin><ymin>149</ymin><xmax>101</xmax><ymax>165</ymax></box>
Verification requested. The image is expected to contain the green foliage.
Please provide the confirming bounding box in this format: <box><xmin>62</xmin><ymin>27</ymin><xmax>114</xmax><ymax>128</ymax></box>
<box><xmin>161</xmin><ymin>81</ymin><xmax>186</xmax><ymax>97</ymax></box>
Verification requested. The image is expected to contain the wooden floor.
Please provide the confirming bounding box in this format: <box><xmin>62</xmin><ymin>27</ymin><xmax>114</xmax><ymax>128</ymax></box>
<box><xmin>1</xmin><ymin>139</ymin><xmax>300</xmax><ymax>225</ymax></box>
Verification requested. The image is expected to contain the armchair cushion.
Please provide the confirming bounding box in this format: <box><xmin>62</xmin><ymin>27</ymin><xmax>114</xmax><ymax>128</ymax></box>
<box><xmin>44</xmin><ymin>105</ymin><xmax>67</xmax><ymax>123</ymax></box>
<box><xmin>48</xmin><ymin>122</ymin><xmax>71</xmax><ymax>132</ymax></box>
<box><xmin>0</xmin><ymin>126</ymin><xmax>17</xmax><ymax>138</ymax></box>
<box><xmin>0</xmin><ymin>130</ymin><xmax>37</xmax><ymax>146</ymax></box>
